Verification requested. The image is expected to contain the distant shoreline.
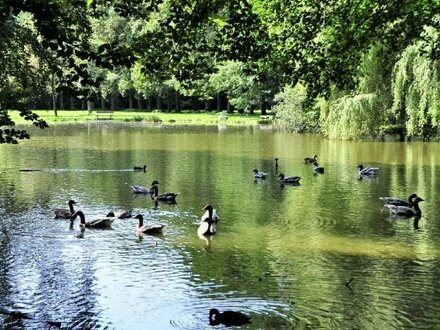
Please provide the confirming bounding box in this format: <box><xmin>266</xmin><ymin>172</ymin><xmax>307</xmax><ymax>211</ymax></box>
<box><xmin>10</xmin><ymin>110</ymin><xmax>273</xmax><ymax>126</ymax></box>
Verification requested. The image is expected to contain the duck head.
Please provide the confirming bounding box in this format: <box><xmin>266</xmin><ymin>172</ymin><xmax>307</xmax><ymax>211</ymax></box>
<box><xmin>408</xmin><ymin>193</ymin><xmax>418</xmax><ymax>202</ymax></box>
<box><xmin>133</xmin><ymin>214</ymin><xmax>144</xmax><ymax>226</ymax></box>
<box><xmin>203</xmin><ymin>204</ymin><xmax>214</xmax><ymax>217</ymax></box>
<box><xmin>412</xmin><ymin>196</ymin><xmax>425</xmax><ymax>204</ymax></box>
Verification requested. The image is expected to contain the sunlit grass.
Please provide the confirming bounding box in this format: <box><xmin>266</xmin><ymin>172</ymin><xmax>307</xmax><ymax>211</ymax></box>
<box><xmin>9</xmin><ymin>110</ymin><xmax>270</xmax><ymax>126</ymax></box>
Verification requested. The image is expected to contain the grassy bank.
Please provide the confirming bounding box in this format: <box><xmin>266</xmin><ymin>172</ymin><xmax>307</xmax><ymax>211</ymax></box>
<box><xmin>10</xmin><ymin>110</ymin><xmax>272</xmax><ymax>126</ymax></box>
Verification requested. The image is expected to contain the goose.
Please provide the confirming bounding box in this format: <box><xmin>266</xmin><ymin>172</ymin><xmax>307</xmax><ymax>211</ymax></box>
<box><xmin>198</xmin><ymin>217</ymin><xmax>216</xmax><ymax>236</ymax></box>
<box><xmin>133</xmin><ymin>164</ymin><xmax>147</xmax><ymax>172</ymax></box>
<box><xmin>278</xmin><ymin>173</ymin><xmax>301</xmax><ymax>184</ymax></box>
<box><xmin>385</xmin><ymin>196</ymin><xmax>424</xmax><ymax>217</ymax></box>
<box><xmin>304</xmin><ymin>155</ymin><xmax>317</xmax><ymax>164</ymax></box>
<box><xmin>113</xmin><ymin>209</ymin><xmax>132</xmax><ymax>219</ymax></box>
<box><xmin>209</xmin><ymin>308</ymin><xmax>251</xmax><ymax>327</ymax></box>
<box><xmin>133</xmin><ymin>214</ymin><xmax>165</xmax><ymax>234</ymax></box>
<box><xmin>70</xmin><ymin>210</ymin><xmax>115</xmax><ymax>228</ymax></box>
<box><xmin>130</xmin><ymin>180</ymin><xmax>159</xmax><ymax>194</ymax></box>
<box><xmin>201</xmin><ymin>204</ymin><xmax>220</xmax><ymax>223</ymax></box>
<box><xmin>151</xmin><ymin>184</ymin><xmax>178</xmax><ymax>203</ymax></box>
<box><xmin>252</xmin><ymin>168</ymin><xmax>268</xmax><ymax>179</ymax></box>
<box><xmin>312</xmin><ymin>161</ymin><xmax>324</xmax><ymax>174</ymax></box>
<box><xmin>54</xmin><ymin>200</ymin><xmax>77</xmax><ymax>219</ymax></box>
<box><xmin>357</xmin><ymin>163</ymin><xmax>379</xmax><ymax>176</ymax></box>
<box><xmin>379</xmin><ymin>193</ymin><xmax>418</xmax><ymax>207</ymax></box>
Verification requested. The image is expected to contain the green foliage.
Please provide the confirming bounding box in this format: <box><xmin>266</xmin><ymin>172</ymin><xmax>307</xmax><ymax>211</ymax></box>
<box><xmin>0</xmin><ymin>110</ymin><xmax>48</xmax><ymax>144</ymax></box>
<box><xmin>209</xmin><ymin>61</ymin><xmax>261</xmax><ymax>113</ymax></box>
<box><xmin>272</xmin><ymin>84</ymin><xmax>318</xmax><ymax>133</ymax></box>
<box><xmin>390</xmin><ymin>17</ymin><xmax>440</xmax><ymax>139</ymax></box>
<box><xmin>321</xmin><ymin>93</ymin><xmax>384</xmax><ymax>140</ymax></box>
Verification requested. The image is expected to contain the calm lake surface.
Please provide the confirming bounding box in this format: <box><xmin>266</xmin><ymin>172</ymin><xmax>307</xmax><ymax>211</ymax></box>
<box><xmin>1</xmin><ymin>122</ymin><xmax>440</xmax><ymax>329</ymax></box>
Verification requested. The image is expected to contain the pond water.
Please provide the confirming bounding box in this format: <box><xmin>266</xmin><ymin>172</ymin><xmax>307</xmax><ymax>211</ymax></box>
<box><xmin>1</xmin><ymin>122</ymin><xmax>440</xmax><ymax>329</ymax></box>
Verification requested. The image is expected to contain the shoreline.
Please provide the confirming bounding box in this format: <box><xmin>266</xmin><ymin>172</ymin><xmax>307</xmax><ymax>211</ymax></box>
<box><xmin>10</xmin><ymin>110</ymin><xmax>272</xmax><ymax>126</ymax></box>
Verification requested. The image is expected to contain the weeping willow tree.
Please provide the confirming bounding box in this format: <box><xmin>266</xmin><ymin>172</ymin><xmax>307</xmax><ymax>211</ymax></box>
<box><xmin>321</xmin><ymin>93</ymin><xmax>385</xmax><ymax>140</ymax></box>
<box><xmin>390</xmin><ymin>20</ymin><xmax>440</xmax><ymax>140</ymax></box>
<box><xmin>320</xmin><ymin>44</ymin><xmax>391</xmax><ymax>140</ymax></box>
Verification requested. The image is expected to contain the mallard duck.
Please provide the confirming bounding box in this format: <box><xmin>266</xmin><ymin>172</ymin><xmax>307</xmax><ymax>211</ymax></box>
<box><xmin>357</xmin><ymin>163</ymin><xmax>379</xmax><ymax>176</ymax></box>
<box><xmin>54</xmin><ymin>200</ymin><xmax>77</xmax><ymax>219</ymax></box>
<box><xmin>312</xmin><ymin>161</ymin><xmax>324</xmax><ymax>174</ymax></box>
<box><xmin>385</xmin><ymin>196</ymin><xmax>424</xmax><ymax>217</ymax></box>
<box><xmin>70</xmin><ymin>210</ymin><xmax>115</xmax><ymax>228</ymax></box>
<box><xmin>134</xmin><ymin>164</ymin><xmax>147</xmax><ymax>172</ymax></box>
<box><xmin>133</xmin><ymin>214</ymin><xmax>165</xmax><ymax>234</ymax></box>
<box><xmin>113</xmin><ymin>209</ymin><xmax>132</xmax><ymax>219</ymax></box>
<box><xmin>201</xmin><ymin>204</ymin><xmax>220</xmax><ymax>223</ymax></box>
<box><xmin>151</xmin><ymin>184</ymin><xmax>178</xmax><ymax>203</ymax></box>
<box><xmin>278</xmin><ymin>173</ymin><xmax>301</xmax><ymax>184</ymax></box>
<box><xmin>209</xmin><ymin>308</ymin><xmax>251</xmax><ymax>327</ymax></box>
<box><xmin>304</xmin><ymin>155</ymin><xmax>317</xmax><ymax>164</ymax></box>
<box><xmin>252</xmin><ymin>168</ymin><xmax>268</xmax><ymax>179</ymax></box>
<box><xmin>379</xmin><ymin>193</ymin><xmax>418</xmax><ymax>207</ymax></box>
<box><xmin>130</xmin><ymin>180</ymin><xmax>160</xmax><ymax>194</ymax></box>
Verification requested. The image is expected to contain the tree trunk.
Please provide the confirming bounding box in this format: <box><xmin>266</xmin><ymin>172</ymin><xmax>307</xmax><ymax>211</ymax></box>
<box><xmin>175</xmin><ymin>91</ymin><xmax>180</xmax><ymax>112</ymax></box>
<box><xmin>137</xmin><ymin>94</ymin><xmax>143</xmax><ymax>110</ymax></box>
<box><xmin>227</xmin><ymin>99</ymin><xmax>232</xmax><ymax>113</ymax></box>
<box><xmin>166</xmin><ymin>90</ymin><xmax>171</xmax><ymax>112</ymax></box>
<box><xmin>101</xmin><ymin>97</ymin><xmax>105</xmax><ymax>110</ymax></box>
<box><xmin>128</xmin><ymin>89</ymin><xmax>133</xmax><ymax>109</ymax></box>
<box><xmin>111</xmin><ymin>87</ymin><xmax>117</xmax><ymax>111</ymax></box>
<box><xmin>59</xmin><ymin>91</ymin><xmax>64</xmax><ymax>110</ymax></box>
<box><xmin>87</xmin><ymin>100</ymin><xmax>94</xmax><ymax>113</ymax></box>
<box><xmin>260</xmin><ymin>94</ymin><xmax>267</xmax><ymax>115</ymax></box>
<box><xmin>70</xmin><ymin>96</ymin><xmax>75</xmax><ymax>110</ymax></box>
<box><xmin>217</xmin><ymin>93</ymin><xmax>221</xmax><ymax>112</ymax></box>
<box><xmin>51</xmin><ymin>73</ymin><xmax>57</xmax><ymax>117</ymax></box>
<box><xmin>157</xmin><ymin>95</ymin><xmax>162</xmax><ymax>111</ymax></box>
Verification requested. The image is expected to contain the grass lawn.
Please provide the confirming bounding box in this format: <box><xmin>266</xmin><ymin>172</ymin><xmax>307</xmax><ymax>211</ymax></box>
<box><xmin>9</xmin><ymin>110</ymin><xmax>273</xmax><ymax>126</ymax></box>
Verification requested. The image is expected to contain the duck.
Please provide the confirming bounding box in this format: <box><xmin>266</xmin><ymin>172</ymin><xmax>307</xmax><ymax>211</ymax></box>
<box><xmin>130</xmin><ymin>180</ymin><xmax>160</xmax><ymax>194</ymax></box>
<box><xmin>133</xmin><ymin>214</ymin><xmax>165</xmax><ymax>234</ymax></box>
<box><xmin>252</xmin><ymin>168</ymin><xmax>268</xmax><ymax>179</ymax></box>
<box><xmin>209</xmin><ymin>308</ymin><xmax>251</xmax><ymax>327</ymax></box>
<box><xmin>304</xmin><ymin>155</ymin><xmax>317</xmax><ymax>164</ymax></box>
<box><xmin>54</xmin><ymin>200</ymin><xmax>77</xmax><ymax>219</ymax></box>
<box><xmin>201</xmin><ymin>204</ymin><xmax>220</xmax><ymax>223</ymax></box>
<box><xmin>70</xmin><ymin>210</ymin><xmax>115</xmax><ymax>228</ymax></box>
<box><xmin>385</xmin><ymin>196</ymin><xmax>424</xmax><ymax>217</ymax></box>
<box><xmin>278</xmin><ymin>173</ymin><xmax>301</xmax><ymax>184</ymax></box>
<box><xmin>379</xmin><ymin>193</ymin><xmax>418</xmax><ymax>207</ymax></box>
<box><xmin>113</xmin><ymin>209</ymin><xmax>132</xmax><ymax>219</ymax></box>
<box><xmin>312</xmin><ymin>161</ymin><xmax>324</xmax><ymax>174</ymax></box>
<box><xmin>133</xmin><ymin>164</ymin><xmax>147</xmax><ymax>172</ymax></box>
<box><xmin>357</xmin><ymin>163</ymin><xmax>379</xmax><ymax>176</ymax></box>
<box><xmin>151</xmin><ymin>183</ymin><xmax>179</xmax><ymax>203</ymax></box>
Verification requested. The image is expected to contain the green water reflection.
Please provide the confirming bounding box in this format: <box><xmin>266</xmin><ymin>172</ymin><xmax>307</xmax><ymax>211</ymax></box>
<box><xmin>1</xmin><ymin>123</ymin><xmax>440</xmax><ymax>328</ymax></box>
